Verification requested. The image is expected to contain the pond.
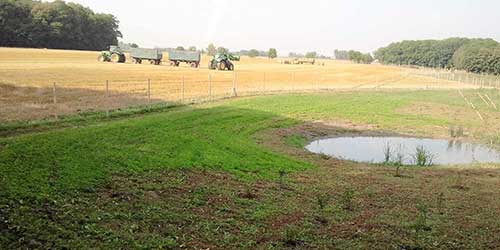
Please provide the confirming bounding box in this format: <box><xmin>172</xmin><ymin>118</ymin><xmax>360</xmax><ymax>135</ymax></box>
<box><xmin>305</xmin><ymin>136</ymin><xmax>500</xmax><ymax>165</ymax></box>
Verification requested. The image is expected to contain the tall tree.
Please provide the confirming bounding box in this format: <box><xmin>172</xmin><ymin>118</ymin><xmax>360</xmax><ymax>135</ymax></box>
<box><xmin>207</xmin><ymin>43</ymin><xmax>216</xmax><ymax>56</ymax></box>
<box><xmin>268</xmin><ymin>48</ymin><xmax>277</xmax><ymax>59</ymax></box>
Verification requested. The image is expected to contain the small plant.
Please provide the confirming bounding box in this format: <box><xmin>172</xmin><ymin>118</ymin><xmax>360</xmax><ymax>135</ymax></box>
<box><xmin>412</xmin><ymin>146</ymin><xmax>434</xmax><ymax>167</ymax></box>
<box><xmin>281</xmin><ymin>225</ymin><xmax>305</xmax><ymax>247</ymax></box>
<box><xmin>436</xmin><ymin>192</ymin><xmax>445</xmax><ymax>215</ymax></box>
<box><xmin>449</xmin><ymin>125</ymin><xmax>464</xmax><ymax>138</ymax></box>
<box><xmin>414</xmin><ymin>202</ymin><xmax>431</xmax><ymax>232</ymax></box>
<box><xmin>340</xmin><ymin>188</ymin><xmax>355</xmax><ymax>211</ymax></box>
<box><xmin>279</xmin><ymin>169</ymin><xmax>287</xmax><ymax>188</ymax></box>
<box><xmin>383</xmin><ymin>142</ymin><xmax>392</xmax><ymax>164</ymax></box>
<box><xmin>315</xmin><ymin>192</ymin><xmax>330</xmax><ymax>210</ymax></box>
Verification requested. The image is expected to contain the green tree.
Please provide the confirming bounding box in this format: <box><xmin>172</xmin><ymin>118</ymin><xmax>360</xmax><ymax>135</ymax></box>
<box><xmin>268</xmin><ymin>48</ymin><xmax>277</xmax><ymax>59</ymax></box>
<box><xmin>305</xmin><ymin>51</ymin><xmax>317</xmax><ymax>58</ymax></box>
<box><xmin>176</xmin><ymin>46</ymin><xmax>185</xmax><ymax>51</ymax></box>
<box><xmin>207</xmin><ymin>43</ymin><xmax>216</xmax><ymax>56</ymax></box>
<box><xmin>188</xmin><ymin>46</ymin><xmax>196</xmax><ymax>51</ymax></box>
<box><xmin>217</xmin><ymin>47</ymin><xmax>228</xmax><ymax>54</ymax></box>
<box><xmin>248</xmin><ymin>49</ymin><xmax>259</xmax><ymax>58</ymax></box>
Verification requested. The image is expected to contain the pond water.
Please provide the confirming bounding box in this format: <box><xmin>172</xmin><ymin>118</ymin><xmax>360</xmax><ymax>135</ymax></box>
<box><xmin>305</xmin><ymin>136</ymin><xmax>500</xmax><ymax>165</ymax></box>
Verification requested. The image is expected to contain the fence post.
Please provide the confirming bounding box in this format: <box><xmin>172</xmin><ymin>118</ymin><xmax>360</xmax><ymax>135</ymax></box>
<box><xmin>147</xmin><ymin>79</ymin><xmax>151</xmax><ymax>108</ymax></box>
<box><xmin>105</xmin><ymin>80</ymin><xmax>109</xmax><ymax>117</ymax></box>
<box><xmin>208</xmin><ymin>74</ymin><xmax>212</xmax><ymax>100</ymax></box>
<box><xmin>182</xmin><ymin>75</ymin><xmax>185</xmax><ymax>103</ymax></box>
<box><xmin>232</xmin><ymin>71</ymin><xmax>237</xmax><ymax>97</ymax></box>
<box><xmin>52</xmin><ymin>82</ymin><xmax>58</xmax><ymax>119</ymax></box>
<box><xmin>263</xmin><ymin>72</ymin><xmax>266</xmax><ymax>92</ymax></box>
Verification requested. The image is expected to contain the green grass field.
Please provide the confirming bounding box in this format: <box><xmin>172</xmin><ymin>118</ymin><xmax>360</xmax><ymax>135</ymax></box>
<box><xmin>1</xmin><ymin>90</ymin><xmax>500</xmax><ymax>249</ymax></box>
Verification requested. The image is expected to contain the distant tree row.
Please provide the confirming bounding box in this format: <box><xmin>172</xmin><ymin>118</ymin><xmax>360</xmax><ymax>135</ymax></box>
<box><xmin>374</xmin><ymin>38</ymin><xmax>500</xmax><ymax>74</ymax></box>
<box><xmin>334</xmin><ymin>49</ymin><xmax>373</xmax><ymax>64</ymax></box>
<box><xmin>0</xmin><ymin>0</ymin><xmax>121</xmax><ymax>51</ymax></box>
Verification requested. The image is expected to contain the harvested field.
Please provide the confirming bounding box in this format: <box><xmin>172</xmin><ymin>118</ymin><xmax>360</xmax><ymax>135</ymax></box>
<box><xmin>0</xmin><ymin>47</ymin><xmax>480</xmax><ymax>122</ymax></box>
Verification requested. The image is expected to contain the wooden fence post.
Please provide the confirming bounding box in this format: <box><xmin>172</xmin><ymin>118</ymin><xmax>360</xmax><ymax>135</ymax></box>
<box><xmin>208</xmin><ymin>74</ymin><xmax>212</xmax><ymax>100</ymax></box>
<box><xmin>106</xmin><ymin>80</ymin><xmax>109</xmax><ymax>117</ymax></box>
<box><xmin>182</xmin><ymin>75</ymin><xmax>185</xmax><ymax>103</ymax></box>
<box><xmin>52</xmin><ymin>82</ymin><xmax>58</xmax><ymax>119</ymax></box>
<box><xmin>232</xmin><ymin>71</ymin><xmax>237</xmax><ymax>97</ymax></box>
<box><xmin>263</xmin><ymin>72</ymin><xmax>266</xmax><ymax>92</ymax></box>
<box><xmin>147</xmin><ymin>79</ymin><xmax>151</xmax><ymax>107</ymax></box>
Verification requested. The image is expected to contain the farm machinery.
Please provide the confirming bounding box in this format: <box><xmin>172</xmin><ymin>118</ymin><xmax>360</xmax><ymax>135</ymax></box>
<box><xmin>130</xmin><ymin>48</ymin><xmax>163</xmax><ymax>65</ymax></box>
<box><xmin>168</xmin><ymin>50</ymin><xmax>201</xmax><ymax>67</ymax></box>
<box><xmin>98</xmin><ymin>45</ymin><xmax>126</xmax><ymax>63</ymax></box>
<box><xmin>208</xmin><ymin>53</ymin><xmax>240</xmax><ymax>71</ymax></box>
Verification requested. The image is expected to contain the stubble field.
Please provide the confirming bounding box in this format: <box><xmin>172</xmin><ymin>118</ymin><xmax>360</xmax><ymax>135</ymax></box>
<box><xmin>0</xmin><ymin>47</ymin><xmax>477</xmax><ymax>122</ymax></box>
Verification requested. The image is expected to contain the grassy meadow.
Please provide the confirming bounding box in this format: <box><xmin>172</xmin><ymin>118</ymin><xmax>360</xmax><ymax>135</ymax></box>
<box><xmin>1</xmin><ymin>90</ymin><xmax>500</xmax><ymax>249</ymax></box>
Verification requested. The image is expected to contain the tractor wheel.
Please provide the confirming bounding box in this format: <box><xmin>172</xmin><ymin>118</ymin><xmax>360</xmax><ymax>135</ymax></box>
<box><xmin>228</xmin><ymin>62</ymin><xmax>234</xmax><ymax>71</ymax></box>
<box><xmin>111</xmin><ymin>54</ymin><xmax>120</xmax><ymax>63</ymax></box>
<box><xmin>97</xmin><ymin>55</ymin><xmax>105</xmax><ymax>62</ymax></box>
<box><xmin>118</xmin><ymin>55</ymin><xmax>126</xmax><ymax>63</ymax></box>
<box><xmin>217</xmin><ymin>61</ymin><xmax>226</xmax><ymax>70</ymax></box>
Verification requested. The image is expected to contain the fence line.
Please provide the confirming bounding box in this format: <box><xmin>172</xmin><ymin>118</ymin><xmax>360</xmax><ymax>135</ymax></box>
<box><xmin>0</xmin><ymin>69</ymin><xmax>493</xmax><ymax>123</ymax></box>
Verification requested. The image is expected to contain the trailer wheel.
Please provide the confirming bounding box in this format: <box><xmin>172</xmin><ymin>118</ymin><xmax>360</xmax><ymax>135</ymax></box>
<box><xmin>190</xmin><ymin>62</ymin><xmax>197</xmax><ymax>68</ymax></box>
<box><xmin>149</xmin><ymin>60</ymin><xmax>155</xmax><ymax>64</ymax></box>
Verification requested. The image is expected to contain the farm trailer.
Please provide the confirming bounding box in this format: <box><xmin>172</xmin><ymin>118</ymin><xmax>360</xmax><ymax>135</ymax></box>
<box><xmin>130</xmin><ymin>48</ymin><xmax>163</xmax><ymax>65</ymax></box>
<box><xmin>168</xmin><ymin>50</ymin><xmax>201</xmax><ymax>68</ymax></box>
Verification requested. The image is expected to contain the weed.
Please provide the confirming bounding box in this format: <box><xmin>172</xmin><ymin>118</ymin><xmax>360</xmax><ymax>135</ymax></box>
<box><xmin>279</xmin><ymin>169</ymin><xmax>287</xmax><ymax>188</ymax></box>
<box><xmin>413</xmin><ymin>202</ymin><xmax>431</xmax><ymax>232</ymax></box>
<box><xmin>340</xmin><ymin>188</ymin><xmax>356</xmax><ymax>211</ymax></box>
<box><xmin>315</xmin><ymin>192</ymin><xmax>330</xmax><ymax>210</ymax></box>
<box><xmin>281</xmin><ymin>225</ymin><xmax>306</xmax><ymax>247</ymax></box>
<box><xmin>383</xmin><ymin>142</ymin><xmax>392</xmax><ymax>164</ymax></box>
<box><xmin>412</xmin><ymin>146</ymin><xmax>434</xmax><ymax>167</ymax></box>
<box><xmin>449</xmin><ymin>125</ymin><xmax>464</xmax><ymax>138</ymax></box>
<box><xmin>436</xmin><ymin>192</ymin><xmax>445</xmax><ymax>215</ymax></box>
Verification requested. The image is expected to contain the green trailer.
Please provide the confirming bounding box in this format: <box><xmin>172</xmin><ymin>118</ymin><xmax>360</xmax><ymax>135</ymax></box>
<box><xmin>168</xmin><ymin>50</ymin><xmax>201</xmax><ymax>68</ymax></box>
<box><xmin>130</xmin><ymin>48</ymin><xmax>163</xmax><ymax>65</ymax></box>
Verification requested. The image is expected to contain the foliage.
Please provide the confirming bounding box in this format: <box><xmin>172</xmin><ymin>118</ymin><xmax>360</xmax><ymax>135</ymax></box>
<box><xmin>176</xmin><ymin>46</ymin><xmax>185</xmax><ymax>51</ymax></box>
<box><xmin>207</xmin><ymin>43</ymin><xmax>216</xmax><ymax>56</ymax></box>
<box><xmin>188</xmin><ymin>46</ymin><xmax>196</xmax><ymax>51</ymax></box>
<box><xmin>412</xmin><ymin>146</ymin><xmax>434</xmax><ymax>167</ymax></box>
<box><xmin>248</xmin><ymin>49</ymin><xmax>259</xmax><ymax>58</ymax></box>
<box><xmin>0</xmin><ymin>0</ymin><xmax>121</xmax><ymax>50</ymax></box>
<box><xmin>348</xmin><ymin>50</ymin><xmax>374</xmax><ymax>64</ymax></box>
<box><xmin>217</xmin><ymin>46</ymin><xmax>229</xmax><ymax>54</ymax></box>
<box><xmin>305</xmin><ymin>51</ymin><xmax>317</xmax><ymax>58</ymax></box>
<box><xmin>452</xmin><ymin>40</ymin><xmax>500</xmax><ymax>75</ymax></box>
<box><xmin>268</xmin><ymin>48</ymin><xmax>277</xmax><ymax>59</ymax></box>
<box><xmin>334</xmin><ymin>49</ymin><xmax>349</xmax><ymax>60</ymax></box>
<box><xmin>375</xmin><ymin>38</ymin><xmax>500</xmax><ymax>74</ymax></box>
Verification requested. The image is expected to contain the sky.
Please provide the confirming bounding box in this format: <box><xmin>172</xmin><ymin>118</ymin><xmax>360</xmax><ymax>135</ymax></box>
<box><xmin>64</xmin><ymin>0</ymin><xmax>500</xmax><ymax>56</ymax></box>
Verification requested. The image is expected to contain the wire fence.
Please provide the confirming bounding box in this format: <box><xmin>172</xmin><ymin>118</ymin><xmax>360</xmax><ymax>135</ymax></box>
<box><xmin>0</xmin><ymin>68</ymin><xmax>494</xmax><ymax>123</ymax></box>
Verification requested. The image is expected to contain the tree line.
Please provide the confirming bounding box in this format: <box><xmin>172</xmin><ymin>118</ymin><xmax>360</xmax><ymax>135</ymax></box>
<box><xmin>0</xmin><ymin>0</ymin><xmax>121</xmax><ymax>51</ymax></box>
<box><xmin>334</xmin><ymin>49</ymin><xmax>374</xmax><ymax>64</ymax></box>
<box><xmin>374</xmin><ymin>38</ymin><xmax>500</xmax><ymax>75</ymax></box>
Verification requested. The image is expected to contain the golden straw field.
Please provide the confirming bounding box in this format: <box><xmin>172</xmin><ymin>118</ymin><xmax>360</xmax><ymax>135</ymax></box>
<box><xmin>0</xmin><ymin>47</ymin><xmax>478</xmax><ymax>122</ymax></box>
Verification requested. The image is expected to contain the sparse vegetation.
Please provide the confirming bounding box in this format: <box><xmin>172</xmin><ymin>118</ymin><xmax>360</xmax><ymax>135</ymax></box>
<box><xmin>413</xmin><ymin>146</ymin><xmax>434</xmax><ymax>167</ymax></box>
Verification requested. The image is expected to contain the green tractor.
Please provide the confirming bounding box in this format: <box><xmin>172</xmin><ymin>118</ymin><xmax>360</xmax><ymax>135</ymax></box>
<box><xmin>209</xmin><ymin>53</ymin><xmax>240</xmax><ymax>71</ymax></box>
<box><xmin>98</xmin><ymin>45</ymin><xmax>126</xmax><ymax>63</ymax></box>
